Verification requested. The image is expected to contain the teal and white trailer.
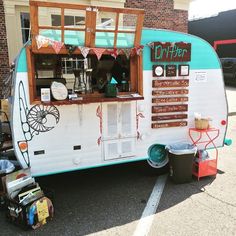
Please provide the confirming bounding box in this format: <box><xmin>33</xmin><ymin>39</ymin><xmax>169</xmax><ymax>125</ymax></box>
<box><xmin>7</xmin><ymin>1</ymin><xmax>228</xmax><ymax>176</ymax></box>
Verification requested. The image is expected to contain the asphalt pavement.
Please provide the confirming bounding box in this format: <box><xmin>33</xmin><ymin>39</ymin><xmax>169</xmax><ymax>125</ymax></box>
<box><xmin>0</xmin><ymin>86</ymin><xmax>236</xmax><ymax>236</ymax></box>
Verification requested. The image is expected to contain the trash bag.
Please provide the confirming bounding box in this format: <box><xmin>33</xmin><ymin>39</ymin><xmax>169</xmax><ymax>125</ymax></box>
<box><xmin>0</xmin><ymin>160</ymin><xmax>15</xmax><ymax>174</ymax></box>
<box><xmin>166</xmin><ymin>142</ymin><xmax>197</xmax><ymax>155</ymax></box>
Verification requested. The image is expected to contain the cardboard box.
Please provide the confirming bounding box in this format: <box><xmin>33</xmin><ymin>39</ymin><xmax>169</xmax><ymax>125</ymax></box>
<box><xmin>0</xmin><ymin>99</ymin><xmax>10</xmax><ymax>122</ymax></box>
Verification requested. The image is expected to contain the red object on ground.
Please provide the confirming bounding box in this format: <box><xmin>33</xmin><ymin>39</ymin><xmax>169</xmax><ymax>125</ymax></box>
<box><xmin>189</xmin><ymin>128</ymin><xmax>220</xmax><ymax>181</ymax></box>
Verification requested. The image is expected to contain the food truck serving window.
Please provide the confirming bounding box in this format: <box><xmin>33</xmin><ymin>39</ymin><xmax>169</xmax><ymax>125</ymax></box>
<box><xmin>27</xmin><ymin>1</ymin><xmax>144</xmax><ymax>104</ymax></box>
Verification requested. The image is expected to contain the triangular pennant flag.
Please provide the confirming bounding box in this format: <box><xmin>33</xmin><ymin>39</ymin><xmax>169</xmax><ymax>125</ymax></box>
<box><xmin>117</xmin><ymin>49</ymin><xmax>122</xmax><ymax>56</ymax></box>
<box><xmin>147</xmin><ymin>42</ymin><xmax>154</xmax><ymax>49</ymax></box>
<box><xmin>65</xmin><ymin>44</ymin><xmax>77</xmax><ymax>55</ymax></box>
<box><xmin>92</xmin><ymin>48</ymin><xmax>106</xmax><ymax>60</ymax></box>
<box><xmin>108</xmin><ymin>48</ymin><xmax>118</xmax><ymax>59</ymax></box>
<box><xmin>130</xmin><ymin>48</ymin><xmax>136</xmax><ymax>57</ymax></box>
<box><xmin>35</xmin><ymin>35</ymin><xmax>50</xmax><ymax>49</ymax></box>
<box><xmin>122</xmin><ymin>48</ymin><xmax>131</xmax><ymax>59</ymax></box>
<box><xmin>135</xmin><ymin>45</ymin><xmax>144</xmax><ymax>55</ymax></box>
<box><xmin>51</xmin><ymin>40</ymin><xmax>64</xmax><ymax>54</ymax></box>
<box><xmin>79</xmin><ymin>46</ymin><xmax>90</xmax><ymax>58</ymax></box>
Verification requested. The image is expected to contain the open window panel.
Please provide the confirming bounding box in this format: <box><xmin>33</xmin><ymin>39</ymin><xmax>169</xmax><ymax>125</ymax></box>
<box><xmin>26</xmin><ymin>46</ymin><xmax>143</xmax><ymax>104</ymax></box>
<box><xmin>30</xmin><ymin>1</ymin><xmax>144</xmax><ymax>49</ymax></box>
<box><xmin>28</xmin><ymin>1</ymin><xmax>144</xmax><ymax>104</ymax></box>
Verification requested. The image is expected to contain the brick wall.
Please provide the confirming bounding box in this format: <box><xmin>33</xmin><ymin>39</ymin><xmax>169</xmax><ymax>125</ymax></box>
<box><xmin>0</xmin><ymin>0</ymin><xmax>9</xmax><ymax>99</ymax></box>
<box><xmin>125</xmin><ymin>0</ymin><xmax>188</xmax><ymax>33</ymax></box>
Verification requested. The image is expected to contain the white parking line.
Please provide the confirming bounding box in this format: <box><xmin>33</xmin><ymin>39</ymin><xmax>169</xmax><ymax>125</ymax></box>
<box><xmin>133</xmin><ymin>174</ymin><xmax>168</xmax><ymax>236</ymax></box>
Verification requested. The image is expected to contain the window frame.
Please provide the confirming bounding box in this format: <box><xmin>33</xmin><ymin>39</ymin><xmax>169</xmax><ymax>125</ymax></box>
<box><xmin>26</xmin><ymin>45</ymin><xmax>143</xmax><ymax>105</ymax></box>
<box><xmin>20</xmin><ymin>12</ymin><xmax>30</xmax><ymax>44</ymax></box>
<box><xmin>30</xmin><ymin>1</ymin><xmax>144</xmax><ymax>49</ymax></box>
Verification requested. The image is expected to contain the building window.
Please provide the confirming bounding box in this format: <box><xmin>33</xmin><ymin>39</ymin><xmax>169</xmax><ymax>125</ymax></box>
<box><xmin>20</xmin><ymin>12</ymin><xmax>30</xmax><ymax>44</ymax></box>
<box><xmin>101</xmin><ymin>18</ymin><xmax>112</xmax><ymax>26</ymax></box>
<box><xmin>51</xmin><ymin>15</ymin><xmax>85</xmax><ymax>26</ymax></box>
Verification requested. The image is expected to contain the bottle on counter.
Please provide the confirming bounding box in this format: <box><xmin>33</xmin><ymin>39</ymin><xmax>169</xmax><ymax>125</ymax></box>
<box><xmin>121</xmin><ymin>72</ymin><xmax>129</xmax><ymax>92</ymax></box>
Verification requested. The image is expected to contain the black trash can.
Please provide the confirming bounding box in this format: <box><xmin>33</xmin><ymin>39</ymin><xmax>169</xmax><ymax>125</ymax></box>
<box><xmin>166</xmin><ymin>143</ymin><xmax>197</xmax><ymax>184</ymax></box>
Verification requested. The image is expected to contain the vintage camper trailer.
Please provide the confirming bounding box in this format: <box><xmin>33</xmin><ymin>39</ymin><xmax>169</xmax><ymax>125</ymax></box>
<box><xmin>5</xmin><ymin>1</ymin><xmax>228</xmax><ymax>177</ymax></box>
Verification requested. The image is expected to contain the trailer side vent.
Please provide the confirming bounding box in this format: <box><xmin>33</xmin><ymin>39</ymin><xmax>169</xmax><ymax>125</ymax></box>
<box><xmin>73</xmin><ymin>145</ymin><xmax>81</xmax><ymax>150</ymax></box>
<box><xmin>34</xmin><ymin>150</ymin><xmax>45</xmax><ymax>155</ymax></box>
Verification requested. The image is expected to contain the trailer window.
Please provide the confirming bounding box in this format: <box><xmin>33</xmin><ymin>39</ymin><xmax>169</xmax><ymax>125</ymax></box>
<box><xmin>26</xmin><ymin>47</ymin><xmax>143</xmax><ymax>104</ymax></box>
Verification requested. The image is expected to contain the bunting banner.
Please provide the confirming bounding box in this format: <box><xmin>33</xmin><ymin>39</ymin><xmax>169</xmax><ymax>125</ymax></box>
<box><xmin>117</xmin><ymin>49</ymin><xmax>122</xmax><ymax>57</ymax></box>
<box><xmin>92</xmin><ymin>48</ymin><xmax>106</xmax><ymax>60</ymax></box>
<box><xmin>35</xmin><ymin>35</ymin><xmax>50</xmax><ymax>49</ymax></box>
<box><xmin>51</xmin><ymin>40</ymin><xmax>64</xmax><ymax>54</ymax></box>
<box><xmin>147</xmin><ymin>42</ymin><xmax>154</xmax><ymax>49</ymax></box>
<box><xmin>65</xmin><ymin>44</ymin><xmax>77</xmax><ymax>55</ymax></box>
<box><xmin>79</xmin><ymin>46</ymin><xmax>90</xmax><ymax>58</ymax></box>
<box><xmin>135</xmin><ymin>45</ymin><xmax>144</xmax><ymax>56</ymax></box>
<box><xmin>122</xmin><ymin>48</ymin><xmax>131</xmax><ymax>59</ymax></box>
<box><xmin>35</xmin><ymin>35</ymin><xmax>145</xmax><ymax>59</ymax></box>
<box><xmin>108</xmin><ymin>48</ymin><xmax>118</xmax><ymax>59</ymax></box>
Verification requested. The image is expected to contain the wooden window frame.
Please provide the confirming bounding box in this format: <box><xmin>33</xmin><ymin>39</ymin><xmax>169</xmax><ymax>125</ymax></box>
<box><xmin>29</xmin><ymin>0</ymin><xmax>144</xmax><ymax>50</ymax></box>
<box><xmin>26</xmin><ymin>45</ymin><xmax>143</xmax><ymax>105</ymax></box>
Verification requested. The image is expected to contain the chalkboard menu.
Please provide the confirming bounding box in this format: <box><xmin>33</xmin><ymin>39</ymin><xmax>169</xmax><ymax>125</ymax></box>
<box><xmin>166</xmin><ymin>65</ymin><xmax>177</xmax><ymax>77</ymax></box>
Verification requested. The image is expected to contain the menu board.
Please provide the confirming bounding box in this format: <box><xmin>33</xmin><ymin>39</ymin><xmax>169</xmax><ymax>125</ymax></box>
<box><xmin>152</xmin><ymin>105</ymin><xmax>188</xmax><ymax>113</ymax></box>
<box><xmin>152</xmin><ymin>97</ymin><xmax>188</xmax><ymax>103</ymax></box>
<box><xmin>152</xmin><ymin>89</ymin><xmax>189</xmax><ymax>96</ymax></box>
<box><xmin>151</xmin><ymin>42</ymin><xmax>190</xmax><ymax>129</ymax></box>
<box><xmin>152</xmin><ymin>114</ymin><xmax>188</xmax><ymax>121</ymax></box>
<box><xmin>152</xmin><ymin>121</ymin><xmax>187</xmax><ymax>129</ymax></box>
<box><xmin>166</xmin><ymin>65</ymin><xmax>177</xmax><ymax>77</ymax></box>
<box><xmin>152</xmin><ymin>80</ymin><xmax>189</xmax><ymax>88</ymax></box>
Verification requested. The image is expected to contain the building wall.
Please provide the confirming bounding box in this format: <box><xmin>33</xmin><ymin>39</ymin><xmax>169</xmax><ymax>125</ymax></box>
<box><xmin>0</xmin><ymin>0</ymin><xmax>9</xmax><ymax>98</ymax></box>
<box><xmin>125</xmin><ymin>0</ymin><xmax>189</xmax><ymax>32</ymax></box>
<box><xmin>189</xmin><ymin>9</ymin><xmax>236</xmax><ymax>58</ymax></box>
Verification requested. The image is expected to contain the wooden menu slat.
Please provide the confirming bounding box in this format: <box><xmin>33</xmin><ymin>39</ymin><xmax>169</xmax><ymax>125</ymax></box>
<box><xmin>152</xmin><ymin>114</ymin><xmax>188</xmax><ymax>121</ymax></box>
<box><xmin>152</xmin><ymin>105</ymin><xmax>188</xmax><ymax>113</ymax></box>
<box><xmin>152</xmin><ymin>121</ymin><xmax>188</xmax><ymax>129</ymax></box>
<box><xmin>152</xmin><ymin>79</ymin><xmax>189</xmax><ymax>88</ymax></box>
<box><xmin>152</xmin><ymin>97</ymin><xmax>188</xmax><ymax>103</ymax></box>
<box><xmin>152</xmin><ymin>89</ymin><xmax>189</xmax><ymax>96</ymax></box>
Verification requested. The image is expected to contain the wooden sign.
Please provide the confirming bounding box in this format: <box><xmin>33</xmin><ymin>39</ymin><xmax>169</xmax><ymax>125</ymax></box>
<box><xmin>152</xmin><ymin>104</ymin><xmax>188</xmax><ymax>113</ymax></box>
<box><xmin>166</xmin><ymin>65</ymin><xmax>177</xmax><ymax>77</ymax></box>
<box><xmin>179</xmin><ymin>65</ymin><xmax>189</xmax><ymax>76</ymax></box>
<box><xmin>152</xmin><ymin>97</ymin><xmax>188</xmax><ymax>103</ymax></box>
<box><xmin>152</xmin><ymin>114</ymin><xmax>188</xmax><ymax>121</ymax></box>
<box><xmin>152</xmin><ymin>80</ymin><xmax>189</xmax><ymax>88</ymax></box>
<box><xmin>151</xmin><ymin>42</ymin><xmax>191</xmax><ymax>62</ymax></box>
<box><xmin>152</xmin><ymin>89</ymin><xmax>189</xmax><ymax>96</ymax></box>
<box><xmin>152</xmin><ymin>121</ymin><xmax>188</xmax><ymax>129</ymax></box>
<box><xmin>153</xmin><ymin>65</ymin><xmax>164</xmax><ymax>77</ymax></box>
